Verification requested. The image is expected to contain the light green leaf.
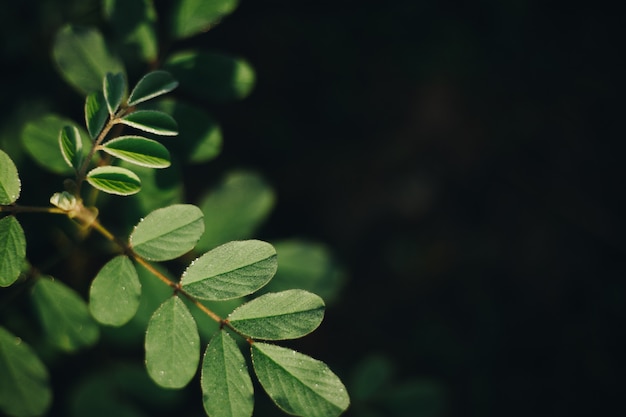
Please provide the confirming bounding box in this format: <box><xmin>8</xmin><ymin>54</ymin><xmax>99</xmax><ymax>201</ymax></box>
<box><xmin>201</xmin><ymin>330</ymin><xmax>254</xmax><ymax>417</ymax></box>
<box><xmin>0</xmin><ymin>216</ymin><xmax>26</xmax><ymax>287</ymax></box>
<box><xmin>170</xmin><ymin>0</ymin><xmax>239</xmax><ymax>40</ymax></box>
<box><xmin>53</xmin><ymin>25</ymin><xmax>125</xmax><ymax>95</ymax></box>
<box><xmin>164</xmin><ymin>51</ymin><xmax>255</xmax><ymax>102</ymax></box>
<box><xmin>103</xmin><ymin>0</ymin><xmax>158</xmax><ymax>64</ymax></box>
<box><xmin>181</xmin><ymin>240</ymin><xmax>277</xmax><ymax>301</ymax></box>
<box><xmin>119</xmin><ymin>110</ymin><xmax>178</xmax><ymax>136</ymax></box>
<box><xmin>0</xmin><ymin>149</ymin><xmax>20</xmax><ymax>204</ymax></box>
<box><xmin>31</xmin><ymin>276</ymin><xmax>100</xmax><ymax>352</ymax></box>
<box><xmin>252</xmin><ymin>343</ymin><xmax>350</xmax><ymax>417</ymax></box>
<box><xmin>87</xmin><ymin>166</ymin><xmax>141</xmax><ymax>195</ymax></box>
<box><xmin>228</xmin><ymin>290</ymin><xmax>325</xmax><ymax>340</ymax></box>
<box><xmin>129</xmin><ymin>204</ymin><xmax>204</xmax><ymax>261</ymax></box>
<box><xmin>101</xmin><ymin>136</ymin><xmax>171</xmax><ymax>168</ymax></box>
<box><xmin>196</xmin><ymin>170</ymin><xmax>275</xmax><ymax>251</ymax></box>
<box><xmin>89</xmin><ymin>256</ymin><xmax>141</xmax><ymax>326</ymax></box>
<box><xmin>59</xmin><ymin>125</ymin><xmax>84</xmax><ymax>170</ymax></box>
<box><xmin>145</xmin><ymin>296</ymin><xmax>200</xmax><ymax>388</ymax></box>
<box><xmin>128</xmin><ymin>71</ymin><xmax>178</xmax><ymax>106</ymax></box>
<box><xmin>0</xmin><ymin>327</ymin><xmax>51</xmax><ymax>417</ymax></box>
<box><xmin>104</xmin><ymin>72</ymin><xmax>127</xmax><ymax>115</ymax></box>
<box><xmin>85</xmin><ymin>90</ymin><xmax>109</xmax><ymax>139</ymax></box>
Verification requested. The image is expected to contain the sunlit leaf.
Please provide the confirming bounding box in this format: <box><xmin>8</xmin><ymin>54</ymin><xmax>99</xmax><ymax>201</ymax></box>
<box><xmin>0</xmin><ymin>216</ymin><xmax>26</xmax><ymax>287</ymax></box>
<box><xmin>101</xmin><ymin>136</ymin><xmax>171</xmax><ymax>168</ymax></box>
<box><xmin>252</xmin><ymin>343</ymin><xmax>350</xmax><ymax>417</ymax></box>
<box><xmin>170</xmin><ymin>0</ymin><xmax>239</xmax><ymax>40</ymax></box>
<box><xmin>58</xmin><ymin>125</ymin><xmax>84</xmax><ymax>170</ymax></box>
<box><xmin>85</xmin><ymin>91</ymin><xmax>109</xmax><ymax>139</ymax></box>
<box><xmin>103</xmin><ymin>0</ymin><xmax>158</xmax><ymax>63</ymax></box>
<box><xmin>119</xmin><ymin>110</ymin><xmax>178</xmax><ymax>136</ymax></box>
<box><xmin>0</xmin><ymin>149</ymin><xmax>20</xmax><ymax>204</ymax></box>
<box><xmin>128</xmin><ymin>71</ymin><xmax>178</xmax><ymax>106</ymax></box>
<box><xmin>104</xmin><ymin>72</ymin><xmax>127</xmax><ymax>114</ymax></box>
<box><xmin>87</xmin><ymin>166</ymin><xmax>141</xmax><ymax>195</ymax></box>
<box><xmin>181</xmin><ymin>240</ymin><xmax>277</xmax><ymax>301</ymax></box>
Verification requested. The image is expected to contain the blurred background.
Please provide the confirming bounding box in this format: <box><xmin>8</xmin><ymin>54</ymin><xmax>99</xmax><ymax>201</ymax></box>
<box><xmin>2</xmin><ymin>1</ymin><xmax>624</xmax><ymax>416</ymax></box>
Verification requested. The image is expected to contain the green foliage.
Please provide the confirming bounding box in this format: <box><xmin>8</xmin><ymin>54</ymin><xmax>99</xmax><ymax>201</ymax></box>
<box><xmin>87</xmin><ymin>165</ymin><xmax>142</xmax><ymax>195</ymax></box>
<box><xmin>0</xmin><ymin>149</ymin><xmax>21</xmax><ymax>204</ymax></box>
<box><xmin>0</xmin><ymin>216</ymin><xmax>26</xmax><ymax>287</ymax></box>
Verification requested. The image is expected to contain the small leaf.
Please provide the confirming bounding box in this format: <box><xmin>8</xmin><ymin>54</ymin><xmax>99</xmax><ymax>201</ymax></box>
<box><xmin>128</xmin><ymin>71</ymin><xmax>178</xmax><ymax>106</ymax></box>
<box><xmin>85</xmin><ymin>91</ymin><xmax>109</xmax><ymax>139</ymax></box>
<box><xmin>87</xmin><ymin>166</ymin><xmax>141</xmax><ymax>195</ymax></box>
<box><xmin>201</xmin><ymin>330</ymin><xmax>254</xmax><ymax>417</ymax></box>
<box><xmin>101</xmin><ymin>136</ymin><xmax>171</xmax><ymax>168</ymax></box>
<box><xmin>170</xmin><ymin>0</ymin><xmax>239</xmax><ymax>40</ymax></box>
<box><xmin>89</xmin><ymin>256</ymin><xmax>141</xmax><ymax>326</ymax></box>
<box><xmin>252</xmin><ymin>343</ymin><xmax>350</xmax><ymax>417</ymax></box>
<box><xmin>145</xmin><ymin>296</ymin><xmax>200</xmax><ymax>389</ymax></box>
<box><xmin>119</xmin><ymin>110</ymin><xmax>178</xmax><ymax>136</ymax></box>
<box><xmin>0</xmin><ymin>149</ymin><xmax>21</xmax><ymax>204</ymax></box>
<box><xmin>181</xmin><ymin>240</ymin><xmax>277</xmax><ymax>301</ymax></box>
<box><xmin>59</xmin><ymin>125</ymin><xmax>84</xmax><ymax>170</ymax></box>
<box><xmin>129</xmin><ymin>204</ymin><xmax>204</xmax><ymax>261</ymax></box>
<box><xmin>228</xmin><ymin>290</ymin><xmax>325</xmax><ymax>340</ymax></box>
<box><xmin>31</xmin><ymin>276</ymin><xmax>100</xmax><ymax>352</ymax></box>
<box><xmin>0</xmin><ymin>327</ymin><xmax>52</xmax><ymax>417</ymax></box>
<box><xmin>104</xmin><ymin>72</ymin><xmax>126</xmax><ymax>115</ymax></box>
<box><xmin>0</xmin><ymin>216</ymin><xmax>26</xmax><ymax>287</ymax></box>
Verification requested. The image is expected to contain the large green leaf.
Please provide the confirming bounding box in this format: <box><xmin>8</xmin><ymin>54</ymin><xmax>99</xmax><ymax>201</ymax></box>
<box><xmin>85</xmin><ymin>90</ymin><xmax>109</xmax><ymax>139</ymax></box>
<box><xmin>0</xmin><ymin>216</ymin><xmax>26</xmax><ymax>287</ymax></box>
<box><xmin>252</xmin><ymin>343</ymin><xmax>350</xmax><ymax>417</ymax></box>
<box><xmin>145</xmin><ymin>296</ymin><xmax>200</xmax><ymax>388</ymax></box>
<box><xmin>89</xmin><ymin>255</ymin><xmax>141</xmax><ymax>326</ymax></box>
<box><xmin>129</xmin><ymin>204</ymin><xmax>204</xmax><ymax>261</ymax></box>
<box><xmin>87</xmin><ymin>166</ymin><xmax>142</xmax><ymax>195</ymax></box>
<box><xmin>104</xmin><ymin>72</ymin><xmax>127</xmax><ymax>115</ymax></box>
<box><xmin>53</xmin><ymin>25</ymin><xmax>125</xmax><ymax>95</ymax></box>
<box><xmin>170</xmin><ymin>0</ymin><xmax>239</xmax><ymax>40</ymax></box>
<box><xmin>59</xmin><ymin>125</ymin><xmax>84</xmax><ymax>171</ymax></box>
<box><xmin>228</xmin><ymin>290</ymin><xmax>325</xmax><ymax>340</ymax></box>
<box><xmin>103</xmin><ymin>0</ymin><xmax>158</xmax><ymax>64</ymax></box>
<box><xmin>0</xmin><ymin>327</ymin><xmax>51</xmax><ymax>417</ymax></box>
<box><xmin>181</xmin><ymin>240</ymin><xmax>277</xmax><ymax>301</ymax></box>
<box><xmin>201</xmin><ymin>330</ymin><xmax>253</xmax><ymax>417</ymax></box>
<box><xmin>127</xmin><ymin>71</ymin><xmax>178</xmax><ymax>106</ymax></box>
<box><xmin>164</xmin><ymin>50</ymin><xmax>255</xmax><ymax>102</ymax></box>
<box><xmin>31</xmin><ymin>276</ymin><xmax>100</xmax><ymax>352</ymax></box>
<box><xmin>102</xmin><ymin>136</ymin><xmax>171</xmax><ymax>168</ymax></box>
<box><xmin>0</xmin><ymin>149</ymin><xmax>20</xmax><ymax>204</ymax></box>
<box><xmin>119</xmin><ymin>110</ymin><xmax>178</xmax><ymax>136</ymax></box>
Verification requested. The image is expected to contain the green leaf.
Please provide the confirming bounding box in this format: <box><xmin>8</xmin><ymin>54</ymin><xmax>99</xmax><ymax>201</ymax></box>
<box><xmin>89</xmin><ymin>255</ymin><xmax>141</xmax><ymax>326</ymax></box>
<box><xmin>164</xmin><ymin>51</ymin><xmax>255</xmax><ymax>102</ymax></box>
<box><xmin>201</xmin><ymin>330</ymin><xmax>254</xmax><ymax>417</ymax></box>
<box><xmin>31</xmin><ymin>276</ymin><xmax>100</xmax><ymax>352</ymax></box>
<box><xmin>122</xmin><ymin>161</ymin><xmax>183</xmax><ymax>215</ymax></box>
<box><xmin>59</xmin><ymin>125</ymin><xmax>84</xmax><ymax>170</ymax></box>
<box><xmin>128</xmin><ymin>71</ymin><xmax>178</xmax><ymax>106</ymax></box>
<box><xmin>0</xmin><ymin>216</ymin><xmax>26</xmax><ymax>287</ymax></box>
<box><xmin>101</xmin><ymin>136</ymin><xmax>171</xmax><ymax>168</ymax></box>
<box><xmin>170</xmin><ymin>0</ymin><xmax>239</xmax><ymax>40</ymax></box>
<box><xmin>145</xmin><ymin>296</ymin><xmax>200</xmax><ymax>389</ymax></box>
<box><xmin>196</xmin><ymin>170</ymin><xmax>275</xmax><ymax>251</ymax></box>
<box><xmin>181</xmin><ymin>240</ymin><xmax>277</xmax><ymax>301</ymax></box>
<box><xmin>0</xmin><ymin>149</ymin><xmax>20</xmax><ymax>204</ymax></box>
<box><xmin>119</xmin><ymin>110</ymin><xmax>178</xmax><ymax>136</ymax></box>
<box><xmin>87</xmin><ymin>166</ymin><xmax>142</xmax><ymax>195</ymax></box>
<box><xmin>129</xmin><ymin>204</ymin><xmax>204</xmax><ymax>261</ymax></box>
<box><xmin>228</xmin><ymin>290</ymin><xmax>325</xmax><ymax>340</ymax></box>
<box><xmin>0</xmin><ymin>327</ymin><xmax>51</xmax><ymax>417</ymax></box>
<box><xmin>53</xmin><ymin>25</ymin><xmax>125</xmax><ymax>95</ymax></box>
<box><xmin>104</xmin><ymin>72</ymin><xmax>127</xmax><ymax>114</ymax></box>
<box><xmin>103</xmin><ymin>0</ymin><xmax>158</xmax><ymax>64</ymax></box>
<box><xmin>85</xmin><ymin>90</ymin><xmax>109</xmax><ymax>139</ymax></box>
<box><xmin>252</xmin><ymin>343</ymin><xmax>350</xmax><ymax>417</ymax></box>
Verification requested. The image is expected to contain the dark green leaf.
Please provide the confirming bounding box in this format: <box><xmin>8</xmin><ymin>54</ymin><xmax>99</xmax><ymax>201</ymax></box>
<box><xmin>128</xmin><ymin>71</ymin><xmax>178</xmax><ymax>106</ymax></box>
<box><xmin>119</xmin><ymin>110</ymin><xmax>178</xmax><ymax>136</ymax></box>
<box><xmin>104</xmin><ymin>72</ymin><xmax>127</xmax><ymax>115</ymax></box>
<box><xmin>85</xmin><ymin>90</ymin><xmax>109</xmax><ymax>139</ymax></box>
<box><xmin>121</xmin><ymin>161</ymin><xmax>183</xmax><ymax>215</ymax></box>
<box><xmin>101</xmin><ymin>136</ymin><xmax>171</xmax><ymax>168</ymax></box>
<box><xmin>103</xmin><ymin>0</ymin><xmax>158</xmax><ymax>64</ymax></box>
<box><xmin>170</xmin><ymin>0</ymin><xmax>239</xmax><ymax>40</ymax></box>
<box><xmin>59</xmin><ymin>125</ymin><xmax>84</xmax><ymax>170</ymax></box>
<box><xmin>87</xmin><ymin>166</ymin><xmax>142</xmax><ymax>195</ymax></box>
<box><xmin>0</xmin><ymin>216</ymin><xmax>26</xmax><ymax>287</ymax></box>
<box><xmin>0</xmin><ymin>149</ymin><xmax>20</xmax><ymax>204</ymax></box>
<box><xmin>349</xmin><ymin>355</ymin><xmax>394</xmax><ymax>402</ymax></box>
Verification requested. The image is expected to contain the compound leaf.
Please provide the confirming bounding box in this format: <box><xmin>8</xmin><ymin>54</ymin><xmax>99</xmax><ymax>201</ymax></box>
<box><xmin>101</xmin><ymin>136</ymin><xmax>171</xmax><ymax>168</ymax></box>
<box><xmin>87</xmin><ymin>166</ymin><xmax>141</xmax><ymax>195</ymax></box>
<box><xmin>181</xmin><ymin>240</ymin><xmax>277</xmax><ymax>301</ymax></box>
<box><xmin>228</xmin><ymin>290</ymin><xmax>325</xmax><ymax>340</ymax></box>
<box><xmin>89</xmin><ymin>255</ymin><xmax>141</xmax><ymax>326</ymax></box>
<box><xmin>0</xmin><ymin>216</ymin><xmax>26</xmax><ymax>287</ymax></box>
<box><xmin>201</xmin><ymin>330</ymin><xmax>254</xmax><ymax>417</ymax></box>
<box><xmin>59</xmin><ymin>125</ymin><xmax>84</xmax><ymax>170</ymax></box>
<box><xmin>104</xmin><ymin>72</ymin><xmax>127</xmax><ymax>114</ymax></box>
<box><xmin>252</xmin><ymin>343</ymin><xmax>350</xmax><ymax>417</ymax></box>
<box><xmin>0</xmin><ymin>149</ymin><xmax>20</xmax><ymax>204</ymax></box>
<box><xmin>170</xmin><ymin>0</ymin><xmax>239</xmax><ymax>40</ymax></box>
<box><xmin>119</xmin><ymin>110</ymin><xmax>178</xmax><ymax>136</ymax></box>
<box><xmin>129</xmin><ymin>204</ymin><xmax>204</xmax><ymax>261</ymax></box>
<box><xmin>85</xmin><ymin>90</ymin><xmax>109</xmax><ymax>139</ymax></box>
<box><xmin>145</xmin><ymin>296</ymin><xmax>200</xmax><ymax>389</ymax></box>
<box><xmin>128</xmin><ymin>71</ymin><xmax>178</xmax><ymax>106</ymax></box>
<box><xmin>31</xmin><ymin>276</ymin><xmax>100</xmax><ymax>352</ymax></box>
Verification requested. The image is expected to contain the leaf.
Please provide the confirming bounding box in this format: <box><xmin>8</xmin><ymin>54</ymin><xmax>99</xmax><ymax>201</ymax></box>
<box><xmin>228</xmin><ymin>290</ymin><xmax>325</xmax><ymax>340</ymax></box>
<box><xmin>89</xmin><ymin>255</ymin><xmax>141</xmax><ymax>326</ymax></box>
<box><xmin>0</xmin><ymin>216</ymin><xmax>26</xmax><ymax>287</ymax></box>
<box><xmin>104</xmin><ymin>72</ymin><xmax>127</xmax><ymax>114</ymax></box>
<box><xmin>128</xmin><ymin>71</ymin><xmax>178</xmax><ymax>106</ymax></box>
<box><xmin>103</xmin><ymin>0</ymin><xmax>158</xmax><ymax>64</ymax></box>
<box><xmin>181</xmin><ymin>240</ymin><xmax>277</xmax><ymax>301</ymax></box>
<box><xmin>170</xmin><ymin>0</ymin><xmax>239</xmax><ymax>40</ymax></box>
<box><xmin>201</xmin><ymin>330</ymin><xmax>254</xmax><ymax>417</ymax></box>
<box><xmin>119</xmin><ymin>110</ymin><xmax>178</xmax><ymax>136</ymax></box>
<box><xmin>31</xmin><ymin>276</ymin><xmax>100</xmax><ymax>352</ymax></box>
<box><xmin>87</xmin><ymin>166</ymin><xmax>142</xmax><ymax>195</ymax></box>
<box><xmin>0</xmin><ymin>149</ymin><xmax>21</xmax><ymax>204</ymax></box>
<box><xmin>59</xmin><ymin>125</ymin><xmax>84</xmax><ymax>170</ymax></box>
<box><xmin>145</xmin><ymin>296</ymin><xmax>200</xmax><ymax>389</ymax></box>
<box><xmin>121</xmin><ymin>161</ymin><xmax>183</xmax><ymax>215</ymax></box>
<box><xmin>252</xmin><ymin>343</ymin><xmax>350</xmax><ymax>417</ymax></box>
<box><xmin>85</xmin><ymin>90</ymin><xmax>109</xmax><ymax>139</ymax></box>
<box><xmin>164</xmin><ymin>50</ymin><xmax>255</xmax><ymax>102</ymax></box>
<box><xmin>0</xmin><ymin>327</ymin><xmax>51</xmax><ymax>417</ymax></box>
<box><xmin>129</xmin><ymin>204</ymin><xmax>204</xmax><ymax>261</ymax></box>
<box><xmin>53</xmin><ymin>25</ymin><xmax>125</xmax><ymax>95</ymax></box>
<box><xmin>101</xmin><ymin>136</ymin><xmax>171</xmax><ymax>168</ymax></box>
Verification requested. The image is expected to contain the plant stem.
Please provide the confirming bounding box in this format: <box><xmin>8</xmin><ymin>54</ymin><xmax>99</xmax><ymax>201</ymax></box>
<box><xmin>0</xmin><ymin>204</ymin><xmax>66</xmax><ymax>214</ymax></box>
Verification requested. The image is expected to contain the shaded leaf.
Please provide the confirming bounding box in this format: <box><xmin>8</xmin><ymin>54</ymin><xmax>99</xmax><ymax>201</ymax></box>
<box><xmin>85</xmin><ymin>90</ymin><xmax>109</xmax><ymax>139</ymax></box>
<box><xmin>0</xmin><ymin>149</ymin><xmax>20</xmax><ymax>204</ymax></box>
<box><xmin>0</xmin><ymin>216</ymin><xmax>26</xmax><ymax>287</ymax></box>
<box><xmin>170</xmin><ymin>0</ymin><xmax>239</xmax><ymax>40</ymax></box>
<box><xmin>104</xmin><ymin>72</ymin><xmax>127</xmax><ymax>115</ymax></box>
<box><xmin>103</xmin><ymin>0</ymin><xmax>158</xmax><ymax>64</ymax></box>
<box><xmin>128</xmin><ymin>71</ymin><xmax>178</xmax><ymax>106</ymax></box>
<box><xmin>119</xmin><ymin>110</ymin><xmax>178</xmax><ymax>136</ymax></box>
<box><xmin>122</xmin><ymin>161</ymin><xmax>183</xmax><ymax>215</ymax></box>
<box><xmin>102</xmin><ymin>136</ymin><xmax>171</xmax><ymax>168</ymax></box>
<box><xmin>87</xmin><ymin>166</ymin><xmax>141</xmax><ymax>195</ymax></box>
<box><xmin>59</xmin><ymin>125</ymin><xmax>84</xmax><ymax>170</ymax></box>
